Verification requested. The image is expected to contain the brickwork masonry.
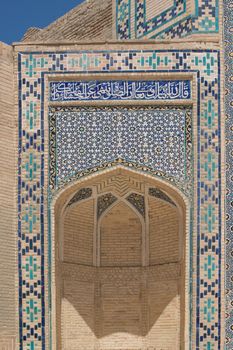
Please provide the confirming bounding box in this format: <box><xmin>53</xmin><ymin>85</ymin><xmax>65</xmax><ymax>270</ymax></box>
<box><xmin>0</xmin><ymin>42</ymin><xmax>17</xmax><ymax>349</ymax></box>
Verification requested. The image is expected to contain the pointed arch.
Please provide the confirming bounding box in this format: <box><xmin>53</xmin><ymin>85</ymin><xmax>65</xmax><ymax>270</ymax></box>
<box><xmin>49</xmin><ymin>165</ymin><xmax>190</xmax><ymax>350</ymax></box>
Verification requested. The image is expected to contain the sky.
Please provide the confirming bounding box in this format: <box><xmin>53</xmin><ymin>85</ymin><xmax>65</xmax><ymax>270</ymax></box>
<box><xmin>0</xmin><ymin>0</ymin><xmax>84</xmax><ymax>44</ymax></box>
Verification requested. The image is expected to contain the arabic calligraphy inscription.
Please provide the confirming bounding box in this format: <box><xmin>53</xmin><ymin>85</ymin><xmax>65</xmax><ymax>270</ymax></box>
<box><xmin>50</xmin><ymin>80</ymin><xmax>191</xmax><ymax>102</ymax></box>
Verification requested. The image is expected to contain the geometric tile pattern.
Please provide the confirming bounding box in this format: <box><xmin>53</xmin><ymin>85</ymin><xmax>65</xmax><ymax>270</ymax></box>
<box><xmin>50</xmin><ymin>106</ymin><xmax>191</xmax><ymax>190</ymax></box>
<box><xmin>126</xmin><ymin>192</ymin><xmax>145</xmax><ymax>217</ymax></box>
<box><xmin>116</xmin><ymin>0</ymin><xmax>131</xmax><ymax>39</ymax></box>
<box><xmin>224</xmin><ymin>0</ymin><xmax>233</xmax><ymax>348</ymax></box>
<box><xmin>149</xmin><ymin>187</ymin><xmax>176</xmax><ymax>206</ymax></box>
<box><xmin>97</xmin><ymin>193</ymin><xmax>118</xmax><ymax>218</ymax></box>
<box><xmin>18</xmin><ymin>49</ymin><xmax>221</xmax><ymax>350</ymax></box>
<box><xmin>135</xmin><ymin>0</ymin><xmax>186</xmax><ymax>39</ymax></box>
<box><xmin>68</xmin><ymin>188</ymin><xmax>92</xmax><ymax>207</ymax></box>
<box><xmin>116</xmin><ymin>0</ymin><xmax>219</xmax><ymax>39</ymax></box>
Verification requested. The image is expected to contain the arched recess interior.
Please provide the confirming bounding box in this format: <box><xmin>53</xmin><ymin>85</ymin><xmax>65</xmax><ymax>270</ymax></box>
<box><xmin>51</xmin><ymin>167</ymin><xmax>190</xmax><ymax>350</ymax></box>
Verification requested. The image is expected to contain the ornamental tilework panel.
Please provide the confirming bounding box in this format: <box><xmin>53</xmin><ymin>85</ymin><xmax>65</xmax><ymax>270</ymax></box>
<box><xmin>18</xmin><ymin>49</ymin><xmax>221</xmax><ymax>350</ymax></box>
<box><xmin>116</xmin><ymin>0</ymin><xmax>131</xmax><ymax>39</ymax></box>
<box><xmin>68</xmin><ymin>188</ymin><xmax>93</xmax><ymax>207</ymax></box>
<box><xmin>224</xmin><ymin>0</ymin><xmax>233</xmax><ymax>348</ymax></box>
<box><xmin>97</xmin><ymin>193</ymin><xmax>118</xmax><ymax>218</ymax></box>
<box><xmin>116</xmin><ymin>0</ymin><xmax>219</xmax><ymax>39</ymax></box>
<box><xmin>50</xmin><ymin>107</ymin><xmax>191</xmax><ymax>190</ymax></box>
<box><xmin>126</xmin><ymin>193</ymin><xmax>145</xmax><ymax>217</ymax></box>
<box><xmin>149</xmin><ymin>187</ymin><xmax>176</xmax><ymax>206</ymax></box>
<box><xmin>135</xmin><ymin>0</ymin><xmax>186</xmax><ymax>39</ymax></box>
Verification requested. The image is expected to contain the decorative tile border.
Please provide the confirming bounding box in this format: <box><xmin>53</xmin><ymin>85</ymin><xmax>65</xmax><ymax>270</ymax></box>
<box><xmin>116</xmin><ymin>0</ymin><xmax>219</xmax><ymax>39</ymax></box>
<box><xmin>17</xmin><ymin>49</ymin><xmax>222</xmax><ymax>350</ymax></box>
<box><xmin>116</xmin><ymin>0</ymin><xmax>131</xmax><ymax>39</ymax></box>
<box><xmin>50</xmin><ymin>80</ymin><xmax>191</xmax><ymax>101</ymax></box>
<box><xmin>224</xmin><ymin>0</ymin><xmax>233</xmax><ymax>348</ymax></box>
<box><xmin>135</xmin><ymin>0</ymin><xmax>186</xmax><ymax>39</ymax></box>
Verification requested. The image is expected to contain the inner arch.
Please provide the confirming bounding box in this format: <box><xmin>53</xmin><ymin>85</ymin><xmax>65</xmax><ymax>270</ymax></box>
<box><xmin>53</xmin><ymin>168</ymin><xmax>187</xmax><ymax>350</ymax></box>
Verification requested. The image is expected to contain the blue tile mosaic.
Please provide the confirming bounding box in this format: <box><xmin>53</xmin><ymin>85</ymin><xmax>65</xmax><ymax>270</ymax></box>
<box><xmin>49</xmin><ymin>106</ymin><xmax>192</xmax><ymax>190</ymax></box>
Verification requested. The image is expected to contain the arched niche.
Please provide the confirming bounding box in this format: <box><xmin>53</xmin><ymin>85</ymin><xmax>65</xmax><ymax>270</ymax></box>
<box><xmin>148</xmin><ymin>193</ymin><xmax>180</xmax><ymax>266</ymax></box>
<box><xmin>63</xmin><ymin>198</ymin><xmax>95</xmax><ymax>266</ymax></box>
<box><xmin>51</xmin><ymin>167</ymin><xmax>190</xmax><ymax>350</ymax></box>
<box><xmin>99</xmin><ymin>201</ymin><xmax>143</xmax><ymax>267</ymax></box>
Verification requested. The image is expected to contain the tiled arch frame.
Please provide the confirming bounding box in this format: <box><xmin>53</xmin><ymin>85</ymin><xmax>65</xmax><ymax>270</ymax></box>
<box><xmin>17</xmin><ymin>49</ymin><xmax>223</xmax><ymax>350</ymax></box>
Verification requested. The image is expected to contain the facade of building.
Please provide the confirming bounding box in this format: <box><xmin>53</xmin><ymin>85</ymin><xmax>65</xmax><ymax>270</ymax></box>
<box><xmin>0</xmin><ymin>0</ymin><xmax>232</xmax><ymax>349</ymax></box>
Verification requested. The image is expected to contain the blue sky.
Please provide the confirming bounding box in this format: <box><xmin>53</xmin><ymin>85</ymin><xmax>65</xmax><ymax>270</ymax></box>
<box><xmin>0</xmin><ymin>0</ymin><xmax>84</xmax><ymax>44</ymax></box>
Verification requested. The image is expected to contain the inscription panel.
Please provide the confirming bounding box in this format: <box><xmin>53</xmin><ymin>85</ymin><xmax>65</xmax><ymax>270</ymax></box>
<box><xmin>50</xmin><ymin>80</ymin><xmax>191</xmax><ymax>102</ymax></box>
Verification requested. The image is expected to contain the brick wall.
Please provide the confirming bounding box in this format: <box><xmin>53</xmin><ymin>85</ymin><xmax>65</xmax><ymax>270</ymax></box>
<box><xmin>0</xmin><ymin>42</ymin><xmax>17</xmax><ymax>348</ymax></box>
<box><xmin>62</xmin><ymin>280</ymin><xmax>95</xmax><ymax>350</ymax></box>
<box><xmin>61</xmin><ymin>269</ymin><xmax>180</xmax><ymax>350</ymax></box>
<box><xmin>147</xmin><ymin>280</ymin><xmax>180</xmax><ymax>348</ymax></box>
<box><xmin>63</xmin><ymin>200</ymin><xmax>94</xmax><ymax>266</ymax></box>
<box><xmin>100</xmin><ymin>202</ymin><xmax>142</xmax><ymax>267</ymax></box>
<box><xmin>99</xmin><ymin>281</ymin><xmax>142</xmax><ymax>349</ymax></box>
<box><xmin>149</xmin><ymin>198</ymin><xmax>179</xmax><ymax>265</ymax></box>
<box><xmin>22</xmin><ymin>0</ymin><xmax>113</xmax><ymax>42</ymax></box>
